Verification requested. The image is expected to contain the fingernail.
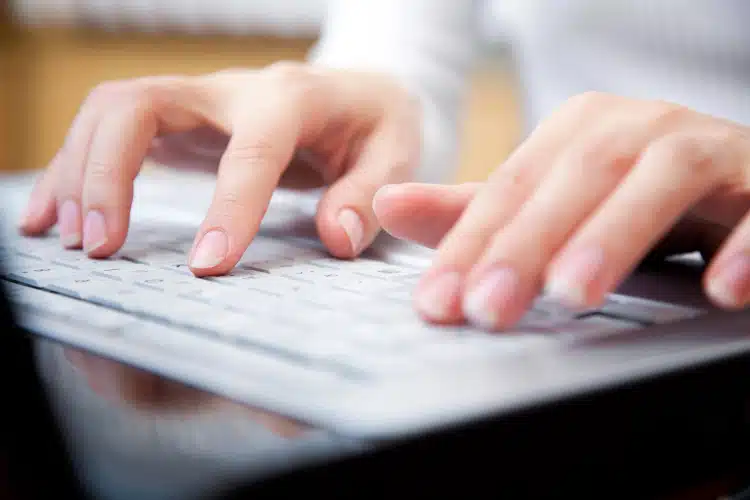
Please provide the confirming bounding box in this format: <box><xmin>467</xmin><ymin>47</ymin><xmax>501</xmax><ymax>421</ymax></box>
<box><xmin>19</xmin><ymin>196</ymin><xmax>42</xmax><ymax>229</ymax></box>
<box><xmin>372</xmin><ymin>185</ymin><xmax>394</xmax><ymax>214</ymax></box>
<box><xmin>374</xmin><ymin>184</ymin><xmax>403</xmax><ymax>199</ymax></box>
<box><xmin>463</xmin><ymin>266</ymin><xmax>519</xmax><ymax>330</ymax></box>
<box><xmin>338</xmin><ymin>208</ymin><xmax>364</xmax><ymax>255</ymax></box>
<box><xmin>708</xmin><ymin>254</ymin><xmax>750</xmax><ymax>309</ymax></box>
<box><xmin>83</xmin><ymin>210</ymin><xmax>108</xmax><ymax>254</ymax></box>
<box><xmin>190</xmin><ymin>230</ymin><xmax>228</xmax><ymax>269</ymax></box>
<box><xmin>59</xmin><ymin>200</ymin><xmax>82</xmax><ymax>248</ymax></box>
<box><xmin>546</xmin><ymin>247</ymin><xmax>604</xmax><ymax>306</ymax></box>
<box><xmin>415</xmin><ymin>271</ymin><xmax>462</xmax><ymax>321</ymax></box>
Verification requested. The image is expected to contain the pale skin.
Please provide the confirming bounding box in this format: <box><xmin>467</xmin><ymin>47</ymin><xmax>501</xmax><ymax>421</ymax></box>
<box><xmin>19</xmin><ymin>64</ymin><xmax>750</xmax><ymax>332</ymax></box>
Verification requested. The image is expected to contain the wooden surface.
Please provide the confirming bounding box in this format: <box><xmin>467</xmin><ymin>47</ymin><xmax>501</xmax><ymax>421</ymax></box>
<box><xmin>0</xmin><ymin>27</ymin><xmax>519</xmax><ymax>183</ymax></box>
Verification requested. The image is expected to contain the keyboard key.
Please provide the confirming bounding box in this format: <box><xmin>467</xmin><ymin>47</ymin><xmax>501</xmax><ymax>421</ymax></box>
<box><xmin>119</xmin><ymin>248</ymin><xmax>186</xmax><ymax>267</ymax></box>
<box><xmin>205</xmin><ymin>267</ymin><xmax>269</xmax><ymax>285</ymax></box>
<box><xmin>382</xmin><ymin>287</ymin><xmax>413</xmax><ymax>302</ymax></box>
<box><xmin>7</xmin><ymin>265</ymin><xmax>80</xmax><ymax>286</ymax></box>
<box><xmin>353</xmin><ymin>266</ymin><xmax>422</xmax><ymax>281</ymax></box>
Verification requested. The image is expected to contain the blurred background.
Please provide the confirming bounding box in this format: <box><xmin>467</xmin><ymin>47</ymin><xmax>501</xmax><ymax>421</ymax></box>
<box><xmin>0</xmin><ymin>1</ymin><xmax>520</xmax><ymax>183</ymax></box>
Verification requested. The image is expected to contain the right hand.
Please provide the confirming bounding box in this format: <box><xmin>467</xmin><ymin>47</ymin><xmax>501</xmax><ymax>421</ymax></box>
<box><xmin>18</xmin><ymin>63</ymin><xmax>421</xmax><ymax>276</ymax></box>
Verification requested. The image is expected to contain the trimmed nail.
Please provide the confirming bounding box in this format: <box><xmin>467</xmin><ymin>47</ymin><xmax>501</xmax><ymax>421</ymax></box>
<box><xmin>338</xmin><ymin>208</ymin><xmax>364</xmax><ymax>255</ymax></box>
<box><xmin>545</xmin><ymin>247</ymin><xmax>604</xmax><ymax>306</ymax></box>
<box><xmin>374</xmin><ymin>183</ymin><xmax>404</xmax><ymax>200</ymax></box>
<box><xmin>83</xmin><ymin>210</ymin><xmax>108</xmax><ymax>254</ymax></box>
<box><xmin>190</xmin><ymin>230</ymin><xmax>228</xmax><ymax>269</ymax></box>
<box><xmin>18</xmin><ymin>201</ymin><xmax>39</xmax><ymax>229</ymax></box>
<box><xmin>707</xmin><ymin>254</ymin><xmax>750</xmax><ymax>309</ymax></box>
<box><xmin>372</xmin><ymin>185</ymin><xmax>395</xmax><ymax>214</ymax></box>
<box><xmin>59</xmin><ymin>200</ymin><xmax>82</xmax><ymax>248</ymax></box>
<box><xmin>463</xmin><ymin>266</ymin><xmax>519</xmax><ymax>330</ymax></box>
<box><xmin>415</xmin><ymin>272</ymin><xmax>462</xmax><ymax>321</ymax></box>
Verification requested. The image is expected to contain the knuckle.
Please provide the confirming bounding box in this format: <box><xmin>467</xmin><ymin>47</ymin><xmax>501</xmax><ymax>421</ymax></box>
<box><xmin>85</xmin><ymin>80</ymin><xmax>128</xmax><ymax>105</ymax></box>
<box><xmin>652</xmin><ymin>133</ymin><xmax>716</xmax><ymax>178</ymax></box>
<box><xmin>225</xmin><ymin>137</ymin><xmax>281</xmax><ymax>167</ymax></box>
<box><xmin>572</xmin><ymin>131</ymin><xmax>636</xmax><ymax>176</ymax></box>
<box><xmin>575</xmin><ymin>136</ymin><xmax>617</xmax><ymax>166</ymax></box>
<box><xmin>651</xmin><ymin>101</ymin><xmax>692</xmax><ymax>128</ymax></box>
<box><xmin>659</xmin><ymin>133</ymin><xmax>705</xmax><ymax>161</ymax></box>
<box><xmin>213</xmin><ymin>191</ymin><xmax>253</xmax><ymax>219</ymax></box>
<box><xmin>565</xmin><ymin>91</ymin><xmax>611</xmax><ymax>112</ymax></box>
<box><xmin>86</xmin><ymin>157</ymin><xmax>121</xmax><ymax>184</ymax></box>
<box><xmin>263</xmin><ymin>61</ymin><xmax>317</xmax><ymax>99</ymax></box>
<box><xmin>389</xmin><ymin>155</ymin><xmax>417</xmax><ymax>182</ymax></box>
<box><xmin>265</xmin><ymin>61</ymin><xmax>307</xmax><ymax>80</ymax></box>
<box><xmin>211</xmin><ymin>67</ymin><xmax>249</xmax><ymax>78</ymax></box>
<box><xmin>709</xmin><ymin>123</ymin><xmax>745</xmax><ymax>150</ymax></box>
<box><xmin>88</xmin><ymin>79</ymin><xmax>169</xmax><ymax>116</ymax></box>
<box><xmin>376</xmin><ymin>136</ymin><xmax>420</xmax><ymax>182</ymax></box>
<box><xmin>336</xmin><ymin>175</ymin><xmax>377</xmax><ymax>201</ymax></box>
<box><xmin>130</xmin><ymin>77</ymin><xmax>186</xmax><ymax>114</ymax></box>
<box><xmin>129</xmin><ymin>83</ymin><xmax>161</xmax><ymax>112</ymax></box>
<box><xmin>490</xmin><ymin>160</ymin><xmax>535</xmax><ymax>198</ymax></box>
<box><xmin>701</xmin><ymin>124</ymin><xmax>746</xmax><ymax>179</ymax></box>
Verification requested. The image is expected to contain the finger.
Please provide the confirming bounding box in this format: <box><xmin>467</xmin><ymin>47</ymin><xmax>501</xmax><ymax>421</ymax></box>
<box><xmin>82</xmin><ymin>79</ymin><xmax>204</xmax><ymax>258</ymax></box>
<box><xmin>413</xmin><ymin>92</ymin><xmax>612</xmax><ymax>324</ymax></box>
<box><xmin>704</xmin><ymin>214</ymin><xmax>750</xmax><ymax>309</ymax></box>
<box><xmin>187</xmin><ymin>100</ymin><xmax>303</xmax><ymax>276</ymax></box>
<box><xmin>315</xmin><ymin>114</ymin><xmax>419</xmax><ymax>258</ymax></box>
<box><xmin>372</xmin><ymin>182</ymin><xmax>480</xmax><ymax>248</ymax></box>
<box><xmin>18</xmin><ymin>167</ymin><xmax>58</xmax><ymax>235</ymax></box>
<box><xmin>547</xmin><ymin>131</ymin><xmax>733</xmax><ymax>309</ymax></box>
<box><xmin>702</xmin><ymin>145</ymin><xmax>750</xmax><ymax>308</ymax></box>
<box><xmin>22</xmin><ymin>94</ymin><xmax>103</xmax><ymax>245</ymax></box>
<box><xmin>81</xmin><ymin>102</ymin><xmax>159</xmax><ymax>257</ymax></box>
<box><xmin>461</xmin><ymin>122</ymin><xmax>649</xmax><ymax>330</ymax></box>
<box><xmin>55</xmin><ymin>92</ymin><xmax>109</xmax><ymax>249</ymax></box>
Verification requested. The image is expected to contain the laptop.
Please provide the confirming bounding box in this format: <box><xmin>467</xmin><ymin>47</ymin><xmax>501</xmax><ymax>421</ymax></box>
<box><xmin>1</xmin><ymin>167</ymin><xmax>750</xmax><ymax>496</ymax></box>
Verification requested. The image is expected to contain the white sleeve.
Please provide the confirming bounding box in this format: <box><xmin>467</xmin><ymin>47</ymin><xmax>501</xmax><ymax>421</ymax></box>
<box><xmin>308</xmin><ymin>0</ymin><xmax>479</xmax><ymax>184</ymax></box>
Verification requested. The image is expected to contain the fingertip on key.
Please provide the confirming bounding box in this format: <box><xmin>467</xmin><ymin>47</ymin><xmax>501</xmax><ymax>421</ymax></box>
<box><xmin>337</xmin><ymin>208</ymin><xmax>365</xmax><ymax>256</ymax></box>
<box><xmin>463</xmin><ymin>266</ymin><xmax>520</xmax><ymax>331</ymax></box>
<box><xmin>83</xmin><ymin>210</ymin><xmax>109</xmax><ymax>255</ymax></box>
<box><xmin>189</xmin><ymin>229</ymin><xmax>229</xmax><ymax>270</ymax></box>
<box><xmin>415</xmin><ymin>270</ymin><xmax>464</xmax><ymax>324</ymax></box>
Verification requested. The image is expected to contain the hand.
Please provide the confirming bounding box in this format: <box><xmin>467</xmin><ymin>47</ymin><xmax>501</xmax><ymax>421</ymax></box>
<box><xmin>373</xmin><ymin>92</ymin><xmax>750</xmax><ymax>330</ymax></box>
<box><xmin>19</xmin><ymin>63</ymin><xmax>420</xmax><ymax>276</ymax></box>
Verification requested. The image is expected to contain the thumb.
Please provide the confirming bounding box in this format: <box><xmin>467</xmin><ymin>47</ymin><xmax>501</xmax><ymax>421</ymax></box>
<box><xmin>373</xmin><ymin>182</ymin><xmax>481</xmax><ymax>248</ymax></box>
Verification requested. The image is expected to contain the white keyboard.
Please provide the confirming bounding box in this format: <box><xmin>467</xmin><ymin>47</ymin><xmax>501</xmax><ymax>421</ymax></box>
<box><xmin>2</xmin><ymin>218</ymin><xmax>702</xmax><ymax>368</ymax></box>
<box><xmin>0</xmin><ymin>170</ymin><xmax>705</xmax><ymax>434</ymax></box>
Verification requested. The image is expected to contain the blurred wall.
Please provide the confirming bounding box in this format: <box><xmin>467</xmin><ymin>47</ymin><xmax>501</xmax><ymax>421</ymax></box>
<box><xmin>1</xmin><ymin>2</ymin><xmax>520</xmax><ymax>183</ymax></box>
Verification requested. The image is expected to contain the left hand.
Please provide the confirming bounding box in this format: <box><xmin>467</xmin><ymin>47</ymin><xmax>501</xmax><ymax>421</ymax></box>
<box><xmin>372</xmin><ymin>92</ymin><xmax>750</xmax><ymax>331</ymax></box>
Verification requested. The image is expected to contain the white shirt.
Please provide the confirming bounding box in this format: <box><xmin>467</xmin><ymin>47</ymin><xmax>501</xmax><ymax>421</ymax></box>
<box><xmin>310</xmin><ymin>0</ymin><xmax>750</xmax><ymax>183</ymax></box>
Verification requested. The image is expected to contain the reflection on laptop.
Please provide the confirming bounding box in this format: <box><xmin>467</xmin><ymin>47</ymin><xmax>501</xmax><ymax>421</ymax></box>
<box><xmin>2</xmin><ymin>170</ymin><xmax>750</xmax><ymax>497</ymax></box>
